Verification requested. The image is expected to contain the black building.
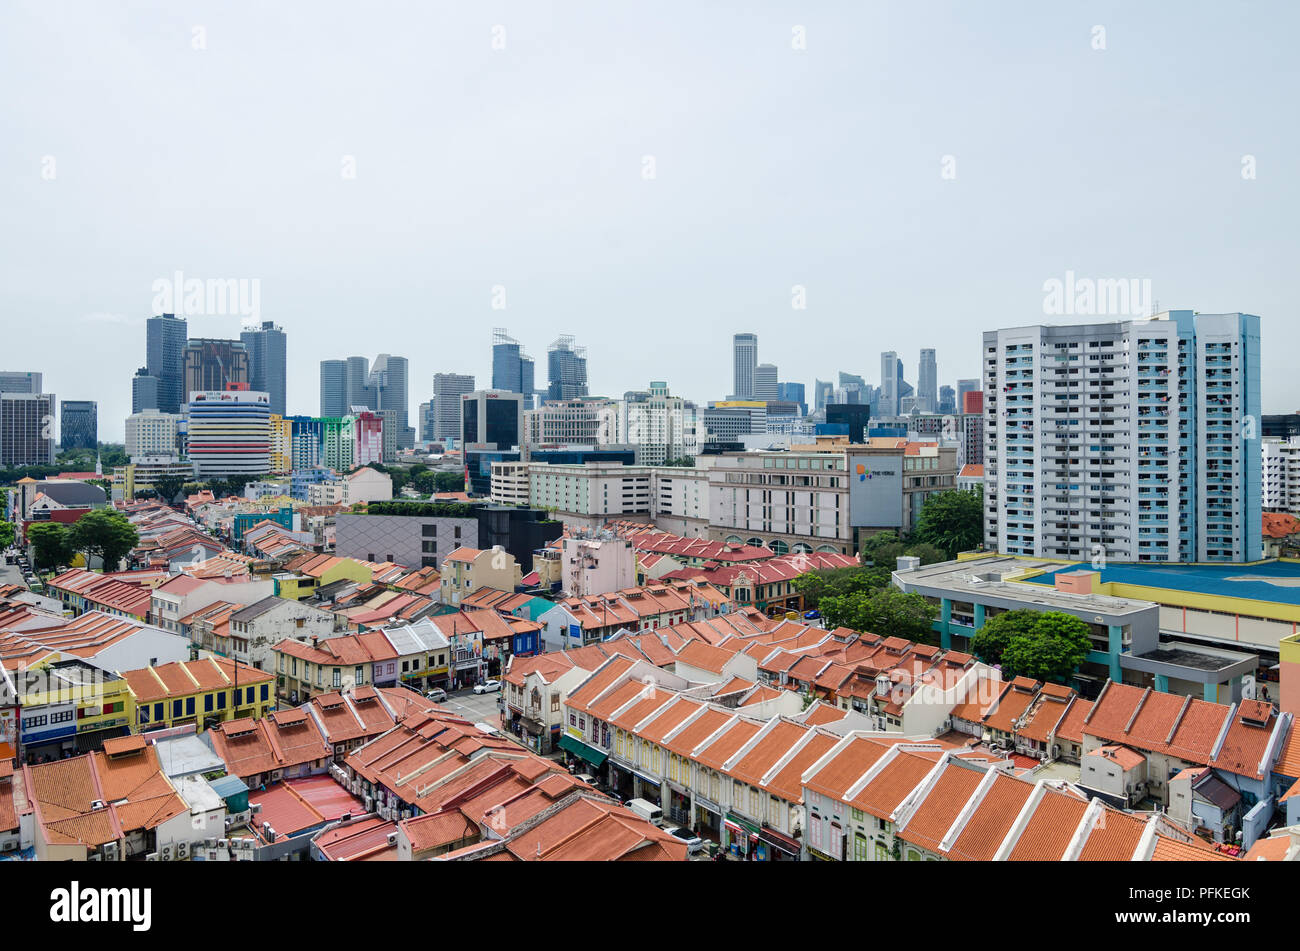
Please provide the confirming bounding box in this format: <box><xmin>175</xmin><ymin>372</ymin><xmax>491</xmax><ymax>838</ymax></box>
<box><xmin>60</xmin><ymin>400</ymin><xmax>98</xmax><ymax>450</ymax></box>
<box><xmin>1263</xmin><ymin>413</ymin><xmax>1300</xmax><ymax>440</ymax></box>
<box><xmin>826</xmin><ymin>403</ymin><xmax>871</xmax><ymax>444</ymax></box>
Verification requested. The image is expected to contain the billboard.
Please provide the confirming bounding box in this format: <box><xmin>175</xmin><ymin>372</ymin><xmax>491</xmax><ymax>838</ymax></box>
<box><xmin>848</xmin><ymin>455</ymin><xmax>903</xmax><ymax>528</ymax></box>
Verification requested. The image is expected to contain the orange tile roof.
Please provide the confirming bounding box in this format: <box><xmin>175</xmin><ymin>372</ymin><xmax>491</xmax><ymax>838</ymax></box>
<box><xmin>897</xmin><ymin>762</ymin><xmax>984</xmax><ymax>854</ymax></box>
<box><xmin>945</xmin><ymin>771</ymin><xmax>1034</xmax><ymax>862</ymax></box>
<box><xmin>1006</xmin><ymin>789</ymin><xmax>1087</xmax><ymax>861</ymax></box>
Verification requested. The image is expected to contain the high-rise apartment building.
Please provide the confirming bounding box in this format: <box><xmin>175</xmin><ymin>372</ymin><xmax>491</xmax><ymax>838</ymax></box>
<box><xmin>958</xmin><ymin>390</ymin><xmax>984</xmax><ymax>467</ymax></box>
<box><xmin>491</xmin><ymin>329</ymin><xmax>537</xmax><ymax>410</ymax></box>
<box><xmin>983</xmin><ymin>311</ymin><xmax>1261</xmax><ymax>563</ymax></box>
<box><xmin>432</xmin><ymin>373</ymin><xmax>476</xmax><ymax>442</ymax></box>
<box><xmin>622</xmin><ymin>382</ymin><xmax>698</xmax><ymax>465</ymax></box>
<box><xmin>240</xmin><ymin>321</ymin><xmax>287</xmax><ymax>416</ymax></box>
<box><xmin>60</xmin><ymin>400</ymin><xmax>97</xmax><ymax>450</ymax></box>
<box><xmin>547</xmin><ymin>336</ymin><xmax>588</xmax><ymax>401</ymax></box>
<box><xmin>753</xmin><ymin>364</ymin><xmax>779</xmax><ymax>401</ymax></box>
<box><xmin>145</xmin><ymin>314</ymin><xmax>187</xmax><ymax>413</ymax></box>
<box><xmin>0</xmin><ymin>393</ymin><xmax>56</xmax><ymax>466</ymax></box>
<box><xmin>733</xmin><ymin>333</ymin><xmax>758</xmax><ymax>400</ymax></box>
<box><xmin>183</xmin><ymin>339</ymin><xmax>249</xmax><ymax>400</ymax></box>
<box><xmin>186</xmin><ymin>387</ymin><xmax>271</xmax><ymax>478</ymax></box>
<box><xmin>1262</xmin><ymin>437</ymin><xmax>1300</xmax><ymax>513</ymax></box>
<box><xmin>366</xmin><ymin>354</ymin><xmax>413</xmax><ymax>450</ymax></box>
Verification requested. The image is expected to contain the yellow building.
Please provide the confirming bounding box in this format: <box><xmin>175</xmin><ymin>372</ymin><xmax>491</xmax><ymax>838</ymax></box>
<box><xmin>16</xmin><ymin>660</ymin><xmax>138</xmax><ymax>759</ymax></box>
<box><xmin>269</xmin><ymin>414</ymin><xmax>293</xmax><ymax>475</ymax></box>
<box><xmin>121</xmin><ymin>657</ymin><xmax>276</xmax><ymax>733</ymax></box>
<box><xmin>274</xmin><ymin>553</ymin><xmax>374</xmax><ymax>601</ymax></box>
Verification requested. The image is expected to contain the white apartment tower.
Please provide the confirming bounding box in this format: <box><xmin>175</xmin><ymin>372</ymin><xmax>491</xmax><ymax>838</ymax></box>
<box><xmin>983</xmin><ymin>312</ymin><xmax>1261</xmax><ymax>563</ymax></box>
<box><xmin>623</xmin><ymin>382</ymin><xmax>698</xmax><ymax>465</ymax></box>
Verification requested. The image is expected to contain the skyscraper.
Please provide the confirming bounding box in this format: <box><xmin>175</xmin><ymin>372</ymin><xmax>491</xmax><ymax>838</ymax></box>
<box><xmin>491</xmin><ymin>329</ymin><xmax>537</xmax><ymax>410</ymax></box>
<box><xmin>187</xmin><ymin>386</ymin><xmax>271</xmax><ymax>478</ymax></box>
<box><xmin>733</xmin><ymin>333</ymin><xmax>758</xmax><ymax>399</ymax></box>
<box><xmin>432</xmin><ymin>373</ymin><xmax>476</xmax><ymax>441</ymax></box>
<box><xmin>547</xmin><ymin>336</ymin><xmax>588</xmax><ymax>401</ymax></box>
<box><xmin>462</xmin><ymin>390</ymin><xmax>523</xmax><ymax>450</ymax></box>
<box><xmin>60</xmin><ymin>400</ymin><xmax>97</xmax><ymax>450</ymax></box>
<box><xmin>753</xmin><ymin>364</ymin><xmax>779</xmax><ymax>400</ymax></box>
<box><xmin>0</xmin><ymin>393</ymin><xmax>56</xmax><ymax>466</ymax></box>
<box><xmin>145</xmin><ymin>313</ymin><xmax>187</xmax><ymax>414</ymax></box>
<box><xmin>240</xmin><ymin>321</ymin><xmax>287</xmax><ymax>416</ymax></box>
<box><xmin>132</xmin><ymin>368</ymin><xmax>161</xmax><ymax>413</ymax></box>
<box><xmin>183</xmin><ymin>338</ymin><xmax>249</xmax><ymax>399</ymax></box>
<box><xmin>345</xmin><ymin>356</ymin><xmax>370</xmax><ymax>409</ymax></box>
<box><xmin>879</xmin><ymin>351</ymin><xmax>899</xmax><ymax>416</ymax></box>
<box><xmin>777</xmin><ymin>382</ymin><xmax>807</xmax><ymax>415</ymax></box>
<box><xmin>983</xmin><ymin>311</ymin><xmax>1262</xmax><ymax>563</ymax></box>
<box><xmin>367</xmin><ymin>354</ymin><xmax>413</xmax><ymax>450</ymax></box>
<box><xmin>918</xmin><ymin>348</ymin><xmax>937</xmax><ymax>414</ymax></box>
<box><xmin>813</xmin><ymin>380</ymin><xmax>833</xmax><ymax>413</ymax></box>
<box><xmin>0</xmin><ymin>371</ymin><xmax>42</xmax><ymax>394</ymax></box>
<box><xmin>320</xmin><ymin>360</ymin><xmax>348</xmax><ymax>417</ymax></box>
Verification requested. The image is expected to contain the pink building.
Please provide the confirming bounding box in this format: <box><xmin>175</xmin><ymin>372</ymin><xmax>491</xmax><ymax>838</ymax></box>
<box><xmin>354</xmin><ymin>410</ymin><xmax>384</xmax><ymax>466</ymax></box>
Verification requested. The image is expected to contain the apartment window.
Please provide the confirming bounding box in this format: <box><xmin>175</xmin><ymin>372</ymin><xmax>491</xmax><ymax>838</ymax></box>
<box><xmin>332</xmin><ymin>668</ymin><xmax>342</xmax><ymax>687</ymax></box>
<box><xmin>354</xmin><ymin>665</ymin><xmax>364</xmax><ymax>684</ymax></box>
<box><xmin>422</xmin><ymin>524</ymin><xmax>437</xmax><ymax>537</ymax></box>
<box><xmin>204</xmin><ymin>694</ymin><xmax>214</xmax><ymax>712</ymax></box>
<box><xmin>186</xmin><ymin>697</ymin><xmax>195</xmax><ymax>715</ymax></box>
<box><xmin>172</xmin><ymin>699</ymin><xmax>182</xmax><ymax>718</ymax></box>
<box><xmin>550</xmin><ymin>692</ymin><xmax>560</xmax><ymax>712</ymax></box>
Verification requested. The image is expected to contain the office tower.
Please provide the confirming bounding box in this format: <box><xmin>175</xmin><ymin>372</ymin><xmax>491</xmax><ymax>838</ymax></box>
<box><xmin>1263</xmin><ymin>414</ymin><xmax>1300</xmax><ymax>440</ymax></box>
<box><xmin>753</xmin><ymin>364</ymin><xmax>779</xmax><ymax>400</ymax></box>
<box><xmin>525</xmin><ymin>398</ymin><xmax>623</xmax><ymax>446</ymax></box>
<box><xmin>778</xmin><ymin>382</ymin><xmax>807</xmax><ymax>415</ymax></box>
<box><xmin>462</xmin><ymin>390</ymin><xmax>523</xmax><ymax>450</ymax></box>
<box><xmin>938</xmin><ymin>385</ymin><xmax>956</xmax><ymax>416</ymax></box>
<box><xmin>0</xmin><ymin>393</ymin><xmax>56</xmax><ymax>466</ymax></box>
<box><xmin>918</xmin><ymin>348</ymin><xmax>937</xmax><ymax>413</ymax></box>
<box><xmin>879</xmin><ymin>352</ymin><xmax>899</xmax><ymax>416</ymax></box>
<box><xmin>621</xmin><ymin>382</ymin><xmax>697</xmax><ymax>465</ymax></box>
<box><xmin>433</xmin><ymin>373</ymin><xmax>476</xmax><ymax>441</ymax></box>
<box><xmin>419</xmin><ymin>401</ymin><xmax>435</xmax><ymax>443</ymax></box>
<box><xmin>547</xmin><ymin>336</ymin><xmax>589</xmax><ymax>401</ymax></box>
<box><xmin>320</xmin><ymin>360</ymin><xmax>348</xmax><ymax>418</ymax></box>
<box><xmin>957</xmin><ymin>378</ymin><xmax>980</xmax><ymax>401</ymax></box>
<box><xmin>183</xmin><ymin>338</ymin><xmax>249</xmax><ymax>399</ymax></box>
<box><xmin>367</xmin><ymin>354</ymin><xmax>413</xmax><ymax>450</ymax></box>
<box><xmin>813</xmin><ymin>380</ymin><xmax>833</xmax><ymax>413</ymax></box>
<box><xmin>733</xmin><ymin>333</ymin><xmax>758</xmax><ymax>400</ymax></box>
<box><xmin>345</xmin><ymin>356</ymin><xmax>370</xmax><ymax>409</ymax></box>
<box><xmin>186</xmin><ymin>386</ymin><xmax>271</xmax><ymax>477</ymax></box>
<box><xmin>146</xmin><ymin>313</ymin><xmax>187</xmax><ymax>414</ymax></box>
<box><xmin>132</xmin><ymin>368</ymin><xmax>161</xmax><ymax>413</ymax></box>
<box><xmin>352</xmin><ymin>410</ymin><xmax>385</xmax><ymax>467</ymax></box>
<box><xmin>240</xmin><ymin>321</ymin><xmax>287</xmax><ymax>416</ymax></box>
<box><xmin>983</xmin><ymin>311</ymin><xmax>1261</xmax><ymax>563</ymax></box>
<box><xmin>492</xmin><ymin>329</ymin><xmax>537</xmax><ymax>410</ymax></box>
<box><xmin>60</xmin><ymin>401</ymin><xmax>97</xmax><ymax>450</ymax></box>
<box><xmin>125</xmin><ymin>410</ymin><xmax>182</xmax><ymax>461</ymax></box>
<box><xmin>0</xmin><ymin>371</ymin><xmax>43</xmax><ymax>394</ymax></box>
<box><xmin>825</xmin><ymin>404</ymin><xmax>870</xmax><ymax>443</ymax></box>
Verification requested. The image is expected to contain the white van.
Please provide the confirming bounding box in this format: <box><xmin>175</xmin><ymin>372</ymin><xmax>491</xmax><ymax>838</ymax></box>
<box><xmin>625</xmin><ymin>797</ymin><xmax>663</xmax><ymax>826</ymax></box>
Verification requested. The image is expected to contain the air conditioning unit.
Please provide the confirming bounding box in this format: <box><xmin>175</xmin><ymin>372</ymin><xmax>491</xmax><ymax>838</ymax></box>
<box><xmin>176</xmin><ymin>841</ymin><xmax>189</xmax><ymax>859</ymax></box>
<box><xmin>145</xmin><ymin>852</ymin><xmax>159</xmax><ymax>862</ymax></box>
<box><xmin>364</xmin><ymin>796</ymin><xmax>374</xmax><ymax>813</ymax></box>
<box><xmin>224</xmin><ymin>816</ymin><xmax>234</xmax><ymax>828</ymax></box>
<box><xmin>88</xmin><ymin>853</ymin><xmax>102</xmax><ymax>862</ymax></box>
<box><xmin>271</xmin><ymin>770</ymin><xmax>283</xmax><ymax>782</ymax></box>
<box><xmin>160</xmin><ymin>844</ymin><xmax>173</xmax><ymax>861</ymax></box>
<box><xmin>205</xmin><ymin>838</ymin><xmax>218</xmax><ymax>848</ymax></box>
<box><xmin>386</xmin><ymin>832</ymin><xmax>398</xmax><ymax>846</ymax></box>
<box><xmin>250</xmin><ymin>803</ymin><xmax>263</xmax><ymax>815</ymax></box>
<box><xmin>102</xmin><ymin>841</ymin><xmax>120</xmax><ymax>859</ymax></box>
<box><xmin>218</xmin><ymin>839</ymin><xmax>229</xmax><ymax>849</ymax></box>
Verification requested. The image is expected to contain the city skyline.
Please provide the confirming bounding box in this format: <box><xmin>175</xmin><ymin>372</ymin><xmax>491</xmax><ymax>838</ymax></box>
<box><xmin>4</xmin><ymin>4</ymin><xmax>1298</xmax><ymax>441</ymax></box>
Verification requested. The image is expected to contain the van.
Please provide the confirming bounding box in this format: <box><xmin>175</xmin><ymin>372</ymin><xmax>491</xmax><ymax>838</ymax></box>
<box><xmin>625</xmin><ymin>797</ymin><xmax>663</xmax><ymax>826</ymax></box>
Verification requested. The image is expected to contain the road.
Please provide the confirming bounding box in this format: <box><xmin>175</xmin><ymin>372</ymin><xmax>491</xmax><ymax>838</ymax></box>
<box><xmin>0</xmin><ymin>563</ymin><xmax>27</xmax><ymax>588</ymax></box>
<box><xmin>436</xmin><ymin>686</ymin><xmax>507</xmax><ymax>728</ymax></box>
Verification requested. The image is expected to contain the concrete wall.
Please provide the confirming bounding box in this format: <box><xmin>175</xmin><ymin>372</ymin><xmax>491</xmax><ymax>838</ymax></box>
<box><xmin>335</xmin><ymin>513</ymin><xmax>479</xmax><ymax>571</ymax></box>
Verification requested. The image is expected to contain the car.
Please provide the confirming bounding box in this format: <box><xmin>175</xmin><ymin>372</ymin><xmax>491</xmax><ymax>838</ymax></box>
<box><xmin>661</xmin><ymin>825</ymin><xmax>705</xmax><ymax>853</ymax></box>
<box><xmin>472</xmin><ymin>679</ymin><xmax>502</xmax><ymax>695</ymax></box>
<box><xmin>425</xmin><ymin>687</ymin><xmax>448</xmax><ymax>702</ymax></box>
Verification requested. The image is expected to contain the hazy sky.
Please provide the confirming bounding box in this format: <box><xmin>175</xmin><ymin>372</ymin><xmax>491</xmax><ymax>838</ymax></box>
<box><xmin>3</xmin><ymin>1</ymin><xmax>1297</xmax><ymax>442</ymax></box>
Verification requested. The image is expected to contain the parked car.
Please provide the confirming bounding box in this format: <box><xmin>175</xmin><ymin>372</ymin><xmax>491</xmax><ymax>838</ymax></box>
<box><xmin>574</xmin><ymin>772</ymin><xmax>597</xmax><ymax>786</ymax></box>
<box><xmin>661</xmin><ymin>825</ymin><xmax>705</xmax><ymax>853</ymax></box>
<box><xmin>473</xmin><ymin>679</ymin><xmax>502</xmax><ymax>695</ymax></box>
<box><xmin>425</xmin><ymin>687</ymin><xmax>448</xmax><ymax>702</ymax></box>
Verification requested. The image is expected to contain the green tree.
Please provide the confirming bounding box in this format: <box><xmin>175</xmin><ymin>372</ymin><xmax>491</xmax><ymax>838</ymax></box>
<box><xmin>820</xmin><ymin>587</ymin><xmax>937</xmax><ymax>641</ymax></box>
<box><xmin>999</xmin><ymin>612</ymin><xmax>1093</xmax><ymax>683</ymax></box>
<box><xmin>969</xmin><ymin>609</ymin><xmax>1041</xmax><ymax>667</ymax></box>
<box><xmin>0</xmin><ymin>521</ymin><xmax>14</xmax><ymax>549</ymax></box>
<box><xmin>151</xmin><ymin>474</ymin><xmax>188</xmax><ymax>505</ymax></box>
<box><xmin>433</xmin><ymin>471</ymin><xmax>464</xmax><ymax>493</ymax></box>
<box><xmin>913</xmin><ymin>487</ymin><xmax>984</xmax><ymax>559</ymax></box>
<box><xmin>69</xmin><ymin>509</ymin><xmax>140</xmax><ymax>572</ymax></box>
<box><xmin>28</xmin><ymin>522</ymin><xmax>73</xmax><ymax>570</ymax></box>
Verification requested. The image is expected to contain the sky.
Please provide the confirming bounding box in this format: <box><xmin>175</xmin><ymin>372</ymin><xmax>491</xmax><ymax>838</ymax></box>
<box><xmin>2</xmin><ymin>1</ymin><xmax>1298</xmax><ymax>442</ymax></box>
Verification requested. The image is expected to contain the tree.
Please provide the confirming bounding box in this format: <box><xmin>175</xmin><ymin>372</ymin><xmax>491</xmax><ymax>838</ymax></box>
<box><xmin>151</xmin><ymin>474</ymin><xmax>188</xmax><ymax>505</ymax></box>
<box><xmin>913</xmin><ymin>487</ymin><xmax>984</xmax><ymax>559</ymax></box>
<box><xmin>971</xmin><ymin>609</ymin><xmax>1092</xmax><ymax>684</ymax></box>
<box><xmin>0</xmin><ymin>521</ymin><xmax>14</xmax><ymax>549</ymax></box>
<box><xmin>433</xmin><ymin>471</ymin><xmax>464</xmax><ymax>493</ymax></box>
<box><xmin>820</xmin><ymin>588</ymin><xmax>937</xmax><ymax>642</ymax></box>
<box><xmin>69</xmin><ymin>509</ymin><xmax>139</xmax><ymax>572</ymax></box>
<box><xmin>999</xmin><ymin>612</ymin><xmax>1093</xmax><ymax>684</ymax></box>
<box><xmin>28</xmin><ymin>522</ymin><xmax>73</xmax><ymax>570</ymax></box>
<box><xmin>969</xmin><ymin>609</ymin><xmax>1040</xmax><ymax>667</ymax></box>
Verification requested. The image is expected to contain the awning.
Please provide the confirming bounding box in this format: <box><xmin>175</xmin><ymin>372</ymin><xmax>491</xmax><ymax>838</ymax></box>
<box><xmin>757</xmin><ymin>825</ymin><xmax>802</xmax><ymax>856</ymax></box>
<box><xmin>630</xmin><ymin>768</ymin><xmax>661</xmax><ymax>787</ymax></box>
<box><xmin>558</xmin><ymin>733</ymin><xmax>608</xmax><ymax>768</ymax></box>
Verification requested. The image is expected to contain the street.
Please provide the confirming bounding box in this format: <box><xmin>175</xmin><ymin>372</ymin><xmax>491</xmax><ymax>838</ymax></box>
<box><xmin>0</xmin><ymin>563</ymin><xmax>28</xmax><ymax>588</ymax></box>
<box><xmin>433</xmin><ymin>686</ymin><xmax>507</xmax><ymax>728</ymax></box>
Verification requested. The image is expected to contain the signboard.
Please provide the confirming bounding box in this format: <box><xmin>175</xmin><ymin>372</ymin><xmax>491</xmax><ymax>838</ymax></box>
<box><xmin>847</xmin><ymin>454</ymin><xmax>904</xmax><ymax>528</ymax></box>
